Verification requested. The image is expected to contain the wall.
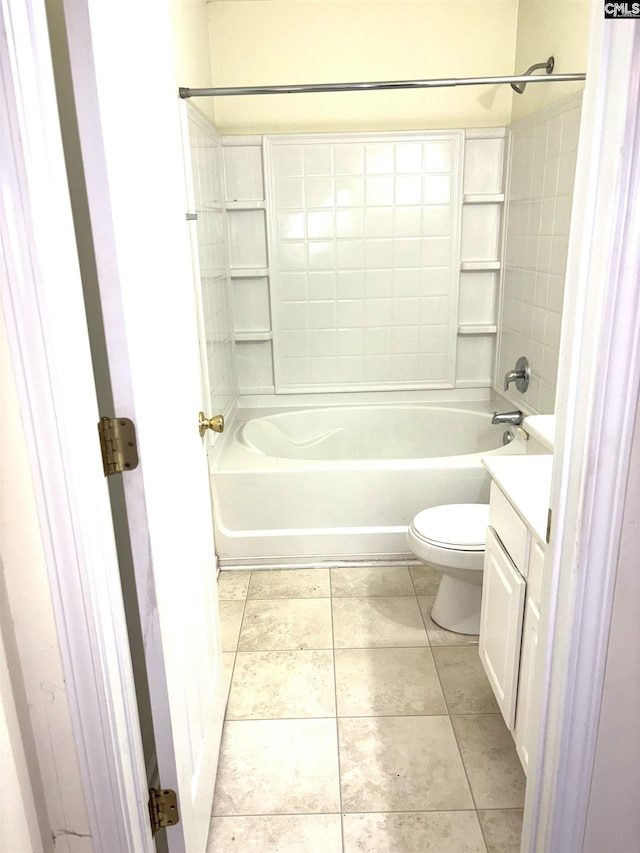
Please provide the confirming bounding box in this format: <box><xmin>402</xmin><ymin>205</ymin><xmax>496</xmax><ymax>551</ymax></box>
<box><xmin>0</xmin><ymin>626</ymin><xmax>43</xmax><ymax>852</ymax></box>
<box><xmin>170</xmin><ymin>0</ymin><xmax>216</xmax><ymax>124</ymax></box>
<box><xmin>0</xmin><ymin>303</ymin><xmax>91</xmax><ymax>850</ymax></box>
<box><xmin>583</xmin><ymin>393</ymin><xmax>640</xmax><ymax>851</ymax></box>
<box><xmin>496</xmin><ymin>93</ymin><xmax>582</xmax><ymax>414</ymax></box>
<box><xmin>186</xmin><ymin>105</ymin><xmax>239</xmax><ymax>418</ymax></box>
<box><xmin>207</xmin><ymin>1</ymin><xmax>518</xmax><ymax>134</ymax></box>
<box><xmin>225</xmin><ymin>129</ymin><xmax>505</xmax><ymax>399</ymax></box>
<box><xmin>511</xmin><ymin>0</ymin><xmax>591</xmax><ymax>123</ymax></box>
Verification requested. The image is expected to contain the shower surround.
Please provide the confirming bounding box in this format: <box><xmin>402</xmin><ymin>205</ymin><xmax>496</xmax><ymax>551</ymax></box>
<box><xmin>189</xmin><ymin>98</ymin><xmax>581</xmax><ymax>567</ymax></box>
<box><xmin>225</xmin><ymin>128</ymin><xmax>505</xmax><ymax>398</ymax></box>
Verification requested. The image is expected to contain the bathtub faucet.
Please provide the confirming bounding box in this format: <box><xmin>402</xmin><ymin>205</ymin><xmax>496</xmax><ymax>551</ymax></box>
<box><xmin>491</xmin><ymin>410</ymin><xmax>523</xmax><ymax>426</ymax></box>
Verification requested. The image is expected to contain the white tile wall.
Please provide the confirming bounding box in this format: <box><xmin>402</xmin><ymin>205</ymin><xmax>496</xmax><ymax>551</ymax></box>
<box><xmin>497</xmin><ymin>94</ymin><xmax>582</xmax><ymax>413</ymax></box>
<box><xmin>265</xmin><ymin>133</ymin><xmax>464</xmax><ymax>393</ymax></box>
<box><xmin>186</xmin><ymin>106</ymin><xmax>238</xmax><ymax>419</ymax></box>
<box><xmin>224</xmin><ymin>130</ymin><xmax>505</xmax><ymax>399</ymax></box>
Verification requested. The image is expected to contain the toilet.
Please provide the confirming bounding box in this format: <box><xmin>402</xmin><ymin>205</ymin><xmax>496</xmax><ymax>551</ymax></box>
<box><xmin>407</xmin><ymin>503</ymin><xmax>490</xmax><ymax>635</ymax></box>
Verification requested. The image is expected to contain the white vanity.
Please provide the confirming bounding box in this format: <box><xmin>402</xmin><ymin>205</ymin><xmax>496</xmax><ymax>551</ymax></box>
<box><xmin>479</xmin><ymin>434</ymin><xmax>553</xmax><ymax>776</ymax></box>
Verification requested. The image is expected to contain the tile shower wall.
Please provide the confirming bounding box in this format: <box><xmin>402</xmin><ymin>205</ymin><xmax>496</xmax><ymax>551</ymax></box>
<box><xmin>224</xmin><ymin>130</ymin><xmax>505</xmax><ymax>398</ymax></box>
<box><xmin>266</xmin><ymin>133</ymin><xmax>463</xmax><ymax>392</ymax></box>
<box><xmin>497</xmin><ymin>94</ymin><xmax>582</xmax><ymax>414</ymax></box>
<box><xmin>186</xmin><ymin>107</ymin><xmax>238</xmax><ymax>420</ymax></box>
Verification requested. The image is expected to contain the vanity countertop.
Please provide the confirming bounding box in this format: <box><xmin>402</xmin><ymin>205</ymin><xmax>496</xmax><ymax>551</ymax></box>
<box><xmin>482</xmin><ymin>454</ymin><xmax>554</xmax><ymax>543</ymax></box>
<box><xmin>523</xmin><ymin>415</ymin><xmax>555</xmax><ymax>451</ymax></box>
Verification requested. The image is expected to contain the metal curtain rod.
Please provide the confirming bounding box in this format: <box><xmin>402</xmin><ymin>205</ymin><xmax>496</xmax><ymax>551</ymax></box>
<box><xmin>179</xmin><ymin>68</ymin><xmax>585</xmax><ymax>99</ymax></box>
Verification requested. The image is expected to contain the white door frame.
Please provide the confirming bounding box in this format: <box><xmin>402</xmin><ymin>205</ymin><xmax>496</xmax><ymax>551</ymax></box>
<box><xmin>527</xmin><ymin>16</ymin><xmax>640</xmax><ymax>852</ymax></box>
<box><xmin>3</xmin><ymin>1</ymin><xmax>639</xmax><ymax>851</ymax></box>
<box><xmin>0</xmin><ymin>1</ymin><xmax>152</xmax><ymax>849</ymax></box>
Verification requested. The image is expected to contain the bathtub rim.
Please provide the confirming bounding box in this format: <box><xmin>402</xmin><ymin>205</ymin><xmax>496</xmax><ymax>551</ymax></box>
<box><xmin>210</xmin><ymin>399</ymin><xmax>517</xmax><ymax>473</ymax></box>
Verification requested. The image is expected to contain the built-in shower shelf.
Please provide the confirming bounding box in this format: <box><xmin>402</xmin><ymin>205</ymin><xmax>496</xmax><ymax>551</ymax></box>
<box><xmin>230</xmin><ymin>267</ymin><xmax>270</xmax><ymax>278</ymax></box>
<box><xmin>460</xmin><ymin>260</ymin><xmax>501</xmax><ymax>272</ymax></box>
<box><xmin>457</xmin><ymin>324</ymin><xmax>497</xmax><ymax>335</ymax></box>
<box><xmin>226</xmin><ymin>200</ymin><xmax>266</xmax><ymax>210</ymax></box>
<box><xmin>463</xmin><ymin>193</ymin><xmax>505</xmax><ymax>204</ymax></box>
<box><xmin>235</xmin><ymin>331</ymin><xmax>273</xmax><ymax>342</ymax></box>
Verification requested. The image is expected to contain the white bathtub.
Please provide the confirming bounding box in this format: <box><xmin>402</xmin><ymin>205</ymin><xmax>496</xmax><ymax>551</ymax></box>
<box><xmin>210</xmin><ymin>403</ymin><xmax>523</xmax><ymax>568</ymax></box>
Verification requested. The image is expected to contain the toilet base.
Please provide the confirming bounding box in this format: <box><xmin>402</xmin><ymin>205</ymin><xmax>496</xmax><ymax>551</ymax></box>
<box><xmin>431</xmin><ymin>574</ymin><xmax>483</xmax><ymax>635</ymax></box>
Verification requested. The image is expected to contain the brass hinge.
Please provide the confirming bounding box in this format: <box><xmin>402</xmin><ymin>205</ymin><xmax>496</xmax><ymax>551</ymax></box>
<box><xmin>148</xmin><ymin>788</ymin><xmax>179</xmax><ymax>835</ymax></box>
<box><xmin>97</xmin><ymin>417</ymin><xmax>139</xmax><ymax>477</ymax></box>
<box><xmin>546</xmin><ymin>508</ymin><xmax>552</xmax><ymax>543</ymax></box>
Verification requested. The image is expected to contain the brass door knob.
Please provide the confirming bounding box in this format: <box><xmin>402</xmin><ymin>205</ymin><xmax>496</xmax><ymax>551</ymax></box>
<box><xmin>199</xmin><ymin>412</ymin><xmax>224</xmax><ymax>437</ymax></box>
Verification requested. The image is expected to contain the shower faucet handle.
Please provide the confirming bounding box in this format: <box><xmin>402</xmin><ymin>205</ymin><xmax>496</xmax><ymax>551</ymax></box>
<box><xmin>503</xmin><ymin>356</ymin><xmax>530</xmax><ymax>393</ymax></box>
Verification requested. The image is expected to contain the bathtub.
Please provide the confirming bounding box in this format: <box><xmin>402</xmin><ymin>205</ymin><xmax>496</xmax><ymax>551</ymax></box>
<box><xmin>210</xmin><ymin>403</ymin><xmax>523</xmax><ymax>568</ymax></box>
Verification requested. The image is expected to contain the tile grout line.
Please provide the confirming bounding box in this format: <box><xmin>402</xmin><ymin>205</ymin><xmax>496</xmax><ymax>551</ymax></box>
<box><xmin>220</xmin><ymin>571</ymin><xmax>252</xmax><ymax>721</ymax></box>
<box><xmin>410</xmin><ymin>567</ymin><xmax>490</xmax><ymax>852</ymax></box>
<box><xmin>216</xmin><ymin>567</ymin><xmax>516</xmax><ymax>849</ymax></box>
<box><xmin>329</xmin><ymin>570</ymin><xmax>346</xmax><ymax>853</ymax></box>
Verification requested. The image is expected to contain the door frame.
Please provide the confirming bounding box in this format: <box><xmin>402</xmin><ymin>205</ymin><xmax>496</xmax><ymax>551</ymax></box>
<box><xmin>0</xmin><ymin>1</ymin><xmax>152</xmax><ymax>849</ymax></box>
<box><xmin>3</xmin><ymin>1</ymin><xmax>639</xmax><ymax>852</ymax></box>
<box><xmin>527</xmin><ymin>16</ymin><xmax>640</xmax><ymax>852</ymax></box>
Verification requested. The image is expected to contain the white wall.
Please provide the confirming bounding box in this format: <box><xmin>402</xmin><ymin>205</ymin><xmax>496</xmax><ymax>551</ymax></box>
<box><xmin>207</xmin><ymin>1</ymin><xmax>519</xmax><ymax>134</ymax></box>
<box><xmin>583</xmin><ymin>394</ymin><xmax>640</xmax><ymax>851</ymax></box>
<box><xmin>0</xmin><ymin>629</ymin><xmax>43</xmax><ymax>853</ymax></box>
<box><xmin>0</xmin><ymin>303</ymin><xmax>91</xmax><ymax>851</ymax></box>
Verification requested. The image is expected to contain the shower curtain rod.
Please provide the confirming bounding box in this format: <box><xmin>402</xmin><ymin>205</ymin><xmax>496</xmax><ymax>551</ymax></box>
<box><xmin>178</xmin><ymin>72</ymin><xmax>585</xmax><ymax>99</ymax></box>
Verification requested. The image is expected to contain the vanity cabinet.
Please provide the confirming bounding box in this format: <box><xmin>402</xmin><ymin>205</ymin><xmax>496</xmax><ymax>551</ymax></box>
<box><xmin>479</xmin><ymin>479</ymin><xmax>547</xmax><ymax>776</ymax></box>
<box><xmin>479</xmin><ymin>526</ymin><xmax>526</xmax><ymax>729</ymax></box>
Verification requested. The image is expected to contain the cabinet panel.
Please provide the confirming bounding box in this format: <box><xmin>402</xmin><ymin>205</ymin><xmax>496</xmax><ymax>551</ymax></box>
<box><xmin>527</xmin><ymin>538</ymin><xmax>546</xmax><ymax>611</ymax></box>
<box><xmin>515</xmin><ymin>596</ymin><xmax>541</xmax><ymax>775</ymax></box>
<box><xmin>479</xmin><ymin>526</ymin><xmax>526</xmax><ymax>730</ymax></box>
<box><xmin>489</xmin><ymin>484</ymin><xmax>530</xmax><ymax>575</ymax></box>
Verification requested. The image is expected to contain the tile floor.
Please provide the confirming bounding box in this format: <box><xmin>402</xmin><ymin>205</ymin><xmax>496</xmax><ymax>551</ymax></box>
<box><xmin>209</xmin><ymin>566</ymin><xmax>525</xmax><ymax>853</ymax></box>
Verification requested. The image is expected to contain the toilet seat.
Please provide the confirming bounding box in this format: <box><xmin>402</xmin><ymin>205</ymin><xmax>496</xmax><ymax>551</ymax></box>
<box><xmin>410</xmin><ymin>504</ymin><xmax>490</xmax><ymax>551</ymax></box>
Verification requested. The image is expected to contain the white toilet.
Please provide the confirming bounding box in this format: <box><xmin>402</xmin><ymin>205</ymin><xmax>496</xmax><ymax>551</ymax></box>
<box><xmin>407</xmin><ymin>503</ymin><xmax>490</xmax><ymax>635</ymax></box>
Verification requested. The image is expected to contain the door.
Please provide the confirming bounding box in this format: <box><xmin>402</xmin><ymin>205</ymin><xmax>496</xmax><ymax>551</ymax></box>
<box><xmin>60</xmin><ymin>2</ymin><xmax>226</xmax><ymax>850</ymax></box>
<box><xmin>479</xmin><ymin>527</ymin><xmax>526</xmax><ymax>730</ymax></box>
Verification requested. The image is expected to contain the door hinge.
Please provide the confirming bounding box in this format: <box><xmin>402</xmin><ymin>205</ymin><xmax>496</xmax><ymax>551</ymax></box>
<box><xmin>148</xmin><ymin>788</ymin><xmax>179</xmax><ymax>836</ymax></box>
<box><xmin>97</xmin><ymin>417</ymin><xmax>139</xmax><ymax>476</ymax></box>
<box><xmin>546</xmin><ymin>508</ymin><xmax>552</xmax><ymax>543</ymax></box>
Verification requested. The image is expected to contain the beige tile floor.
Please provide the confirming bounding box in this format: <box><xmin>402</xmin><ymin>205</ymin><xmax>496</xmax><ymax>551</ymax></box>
<box><xmin>209</xmin><ymin>566</ymin><xmax>524</xmax><ymax>853</ymax></box>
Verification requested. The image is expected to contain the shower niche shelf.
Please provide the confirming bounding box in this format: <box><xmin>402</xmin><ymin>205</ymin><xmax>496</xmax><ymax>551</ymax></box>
<box><xmin>463</xmin><ymin>193</ymin><xmax>505</xmax><ymax>204</ymax></box>
<box><xmin>230</xmin><ymin>267</ymin><xmax>270</xmax><ymax>278</ymax></box>
<box><xmin>457</xmin><ymin>324</ymin><xmax>497</xmax><ymax>335</ymax></box>
<box><xmin>235</xmin><ymin>331</ymin><xmax>273</xmax><ymax>342</ymax></box>
<box><xmin>226</xmin><ymin>200</ymin><xmax>266</xmax><ymax>210</ymax></box>
<box><xmin>460</xmin><ymin>260</ymin><xmax>501</xmax><ymax>272</ymax></box>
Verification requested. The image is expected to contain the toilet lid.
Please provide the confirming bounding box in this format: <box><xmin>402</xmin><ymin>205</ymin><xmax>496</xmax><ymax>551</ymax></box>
<box><xmin>410</xmin><ymin>504</ymin><xmax>490</xmax><ymax>551</ymax></box>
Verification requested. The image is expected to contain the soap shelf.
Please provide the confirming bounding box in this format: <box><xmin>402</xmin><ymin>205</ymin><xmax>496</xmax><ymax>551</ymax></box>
<box><xmin>460</xmin><ymin>260</ymin><xmax>501</xmax><ymax>272</ymax></box>
<box><xmin>230</xmin><ymin>267</ymin><xmax>270</xmax><ymax>278</ymax></box>
<box><xmin>235</xmin><ymin>331</ymin><xmax>273</xmax><ymax>342</ymax></box>
<box><xmin>226</xmin><ymin>200</ymin><xmax>266</xmax><ymax>210</ymax></box>
<box><xmin>463</xmin><ymin>193</ymin><xmax>505</xmax><ymax>204</ymax></box>
<box><xmin>457</xmin><ymin>324</ymin><xmax>497</xmax><ymax>335</ymax></box>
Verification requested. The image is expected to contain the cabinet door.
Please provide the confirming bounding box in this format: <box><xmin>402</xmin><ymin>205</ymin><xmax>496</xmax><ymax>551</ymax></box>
<box><xmin>515</xmin><ymin>595</ymin><xmax>541</xmax><ymax>775</ymax></box>
<box><xmin>479</xmin><ymin>527</ymin><xmax>526</xmax><ymax>729</ymax></box>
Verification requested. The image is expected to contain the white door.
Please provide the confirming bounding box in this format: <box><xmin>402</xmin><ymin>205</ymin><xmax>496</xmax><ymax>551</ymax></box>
<box><xmin>479</xmin><ymin>527</ymin><xmax>526</xmax><ymax>730</ymax></box>
<box><xmin>60</xmin><ymin>3</ymin><xmax>226</xmax><ymax>850</ymax></box>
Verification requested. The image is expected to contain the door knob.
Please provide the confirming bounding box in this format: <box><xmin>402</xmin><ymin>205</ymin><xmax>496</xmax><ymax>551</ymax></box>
<box><xmin>199</xmin><ymin>412</ymin><xmax>224</xmax><ymax>437</ymax></box>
